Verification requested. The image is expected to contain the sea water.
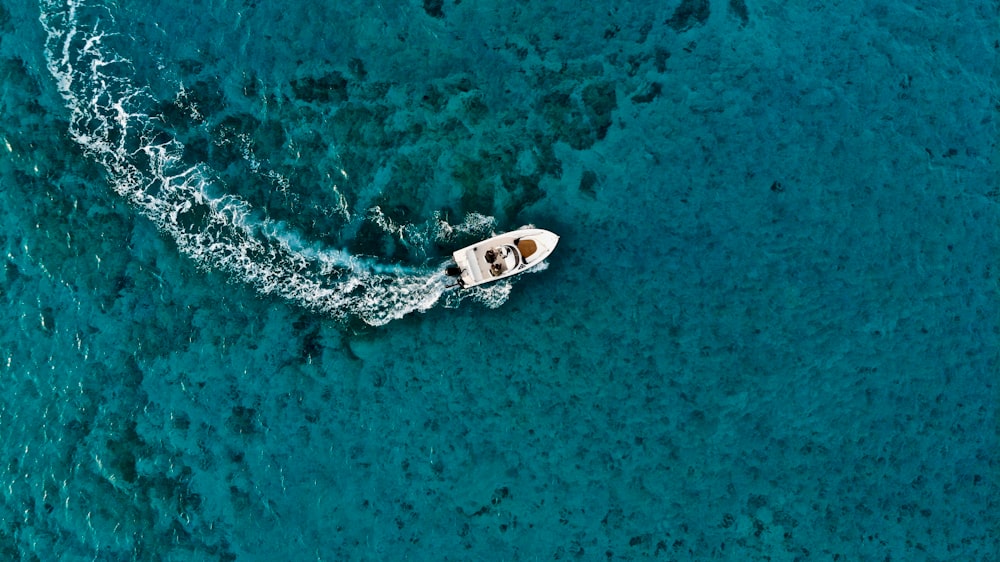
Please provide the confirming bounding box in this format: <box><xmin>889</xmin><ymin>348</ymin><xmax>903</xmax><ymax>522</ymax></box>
<box><xmin>0</xmin><ymin>0</ymin><xmax>997</xmax><ymax>559</ymax></box>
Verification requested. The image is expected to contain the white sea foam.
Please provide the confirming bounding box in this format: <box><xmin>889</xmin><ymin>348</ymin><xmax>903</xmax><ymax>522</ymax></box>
<box><xmin>39</xmin><ymin>0</ymin><xmax>509</xmax><ymax>325</ymax></box>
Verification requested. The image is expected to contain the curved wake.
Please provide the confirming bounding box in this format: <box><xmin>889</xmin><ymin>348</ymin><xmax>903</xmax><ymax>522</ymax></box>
<box><xmin>40</xmin><ymin>0</ymin><xmax>506</xmax><ymax>326</ymax></box>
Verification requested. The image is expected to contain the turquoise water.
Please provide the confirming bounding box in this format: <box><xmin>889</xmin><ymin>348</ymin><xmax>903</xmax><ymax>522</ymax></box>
<box><xmin>1</xmin><ymin>0</ymin><xmax>997</xmax><ymax>559</ymax></box>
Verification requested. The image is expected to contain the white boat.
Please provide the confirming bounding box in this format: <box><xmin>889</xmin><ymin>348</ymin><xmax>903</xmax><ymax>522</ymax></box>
<box><xmin>446</xmin><ymin>228</ymin><xmax>559</xmax><ymax>288</ymax></box>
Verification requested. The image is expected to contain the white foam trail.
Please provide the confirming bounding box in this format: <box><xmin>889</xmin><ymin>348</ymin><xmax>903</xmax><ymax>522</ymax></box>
<box><xmin>39</xmin><ymin>0</ymin><xmax>507</xmax><ymax>326</ymax></box>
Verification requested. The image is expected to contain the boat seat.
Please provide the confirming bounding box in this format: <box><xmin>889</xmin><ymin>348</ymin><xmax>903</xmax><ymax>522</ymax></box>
<box><xmin>517</xmin><ymin>239</ymin><xmax>537</xmax><ymax>259</ymax></box>
<box><xmin>465</xmin><ymin>249</ymin><xmax>483</xmax><ymax>281</ymax></box>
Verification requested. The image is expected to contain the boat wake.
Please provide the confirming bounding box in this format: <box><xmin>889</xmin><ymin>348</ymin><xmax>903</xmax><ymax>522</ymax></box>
<box><xmin>39</xmin><ymin>0</ymin><xmax>509</xmax><ymax>326</ymax></box>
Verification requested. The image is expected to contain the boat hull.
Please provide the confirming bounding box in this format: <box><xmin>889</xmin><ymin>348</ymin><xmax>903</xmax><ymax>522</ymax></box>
<box><xmin>450</xmin><ymin>228</ymin><xmax>559</xmax><ymax>288</ymax></box>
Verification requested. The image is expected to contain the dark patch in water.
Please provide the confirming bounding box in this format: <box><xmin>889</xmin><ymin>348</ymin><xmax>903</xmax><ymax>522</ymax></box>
<box><xmin>729</xmin><ymin>0</ymin><xmax>750</xmax><ymax>25</ymax></box>
<box><xmin>579</xmin><ymin>170</ymin><xmax>599</xmax><ymax>198</ymax></box>
<box><xmin>0</xmin><ymin>5</ymin><xmax>10</xmax><ymax>32</ymax></box>
<box><xmin>654</xmin><ymin>48</ymin><xmax>672</xmax><ymax>72</ymax></box>
<box><xmin>348</xmin><ymin>57</ymin><xmax>367</xmax><ymax>81</ymax></box>
<box><xmin>227</xmin><ymin>406</ymin><xmax>258</xmax><ymax>435</ymax></box>
<box><xmin>422</xmin><ymin>0</ymin><xmax>444</xmax><ymax>19</ymax></box>
<box><xmin>540</xmin><ymin>81</ymin><xmax>617</xmax><ymax>150</ymax></box>
<box><xmin>4</xmin><ymin>260</ymin><xmax>20</xmax><ymax>285</ymax></box>
<box><xmin>631</xmin><ymin>82</ymin><xmax>662</xmax><ymax>104</ymax></box>
<box><xmin>178</xmin><ymin>58</ymin><xmax>204</xmax><ymax>75</ymax></box>
<box><xmin>582</xmin><ymin>81</ymin><xmax>617</xmax><ymax>142</ymax></box>
<box><xmin>106</xmin><ymin>422</ymin><xmax>142</xmax><ymax>483</ymax></box>
<box><xmin>291</xmin><ymin>71</ymin><xmax>348</xmax><ymax>104</ymax></box>
<box><xmin>667</xmin><ymin>0</ymin><xmax>711</xmax><ymax>32</ymax></box>
<box><xmin>294</xmin><ymin>315</ymin><xmax>323</xmax><ymax>361</ymax></box>
<box><xmin>40</xmin><ymin>306</ymin><xmax>55</xmax><ymax>333</ymax></box>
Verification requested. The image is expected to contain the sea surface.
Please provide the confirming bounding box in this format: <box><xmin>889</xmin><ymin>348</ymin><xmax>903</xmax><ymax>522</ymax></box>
<box><xmin>1</xmin><ymin>0</ymin><xmax>997</xmax><ymax>560</ymax></box>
